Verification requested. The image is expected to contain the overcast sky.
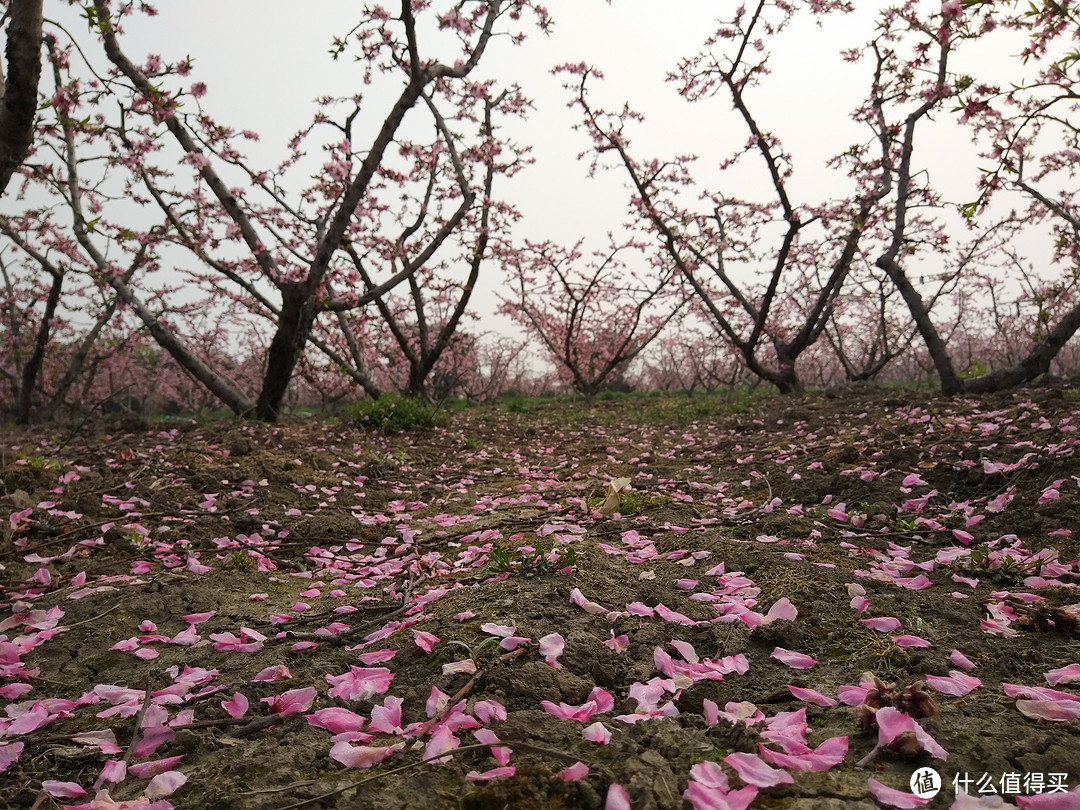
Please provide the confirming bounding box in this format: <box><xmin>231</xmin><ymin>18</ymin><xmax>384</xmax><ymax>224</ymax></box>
<box><xmin>95</xmin><ymin>0</ymin><xmax>909</xmax><ymax>242</ymax></box>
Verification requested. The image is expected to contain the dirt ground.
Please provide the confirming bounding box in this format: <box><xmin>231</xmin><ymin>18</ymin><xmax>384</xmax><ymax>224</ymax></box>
<box><xmin>2</xmin><ymin>385</ymin><xmax>1079</xmax><ymax>809</ymax></box>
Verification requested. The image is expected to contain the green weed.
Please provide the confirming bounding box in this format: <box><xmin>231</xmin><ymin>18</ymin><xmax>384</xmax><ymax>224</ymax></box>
<box><xmin>344</xmin><ymin>395</ymin><xmax>444</xmax><ymax>432</ymax></box>
<box><xmin>490</xmin><ymin>543</ymin><xmax>577</xmax><ymax>578</ymax></box>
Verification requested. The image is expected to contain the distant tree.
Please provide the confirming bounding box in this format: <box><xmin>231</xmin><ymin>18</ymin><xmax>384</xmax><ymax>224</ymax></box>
<box><xmin>499</xmin><ymin>236</ymin><xmax>686</xmax><ymax>403</ymax></box>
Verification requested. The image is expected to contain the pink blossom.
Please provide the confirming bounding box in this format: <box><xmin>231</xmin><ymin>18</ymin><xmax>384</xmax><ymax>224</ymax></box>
<box><xmin>0</xmin><ymin>742</ymin><xmax>23</xmax><ymax>774</ymax></box>
<box><xmin>560</xmin><ymin>761</ymin><xmax>590</xmax><ymax>781</ymax></box>
<box><xmin>472</xmin><ymin>699</ymin><xmax>507</xmax><ymax>724</ymax></box>
<box><xmin>413</xmin><ymin>630</ymin><xmax>439</xmax><ymax>653</ymax></box>
<box><xmin>145</xmin><ymin>770</ymin><xmax>186</xmax><ymax>800</ymax></box>
<box><xmin>326</xmin><ymin>666</ymin><xmax>393</xmax><ymax>701</ymax></box>
<box><xmin>473</xmin><ymin>728</ymin><xmax>511</xmax><ymax>765</ymax></box>
<box><xmin>722</xmin><ymin>752</ymin><xmax>793</xmax><ymax>787</ymax></box>
<box><xmin>770</xmin><ymin>647</ymin><xmax>817</xmax><ymax>669</ymax></box>
<box><xmin>925</xmin><ymin>671</ymin><xmax>981</xmax><ymax>697</ymax></box>
<box><xmin>867</xmin><ymin>778</ymin><xmax>929</xmax><ymax>808</ymax></box>
<box><xmin>1045</xmin><ymin>664</ymin><xmax>1080</xmax><ymax>686</ymax></box>
<box><xmin>604</xmin><ymin>631</ymin><xmax>629</xmax><ymax>653</ymax></box>
<box><xmin>539</xmin><ymin>633</ymin><xmax>565</xmax><ymax>667</ymax></box>
<box><xmin>368</xmin><ymin>696</ymin><xmax>404</xmax><ymax>734</ymax></box>
<box><xmin>43</xmin><ymin>780</ymin><xmax>87</xmax><ymax>798</ymax></box>
<box><xmin>875</xmin><ymin>707</ymin><xmax>948</xmax><ymax>759</ymax></box>
<box><xmin>251</xmin><ymin>665</ymin><xmax>292</xmax><ymax>682</ymax></box>
<box><xmin>329</xmin><ymin>741</ymin><xmax>402</xmax><ymax>769</ymax></box>
<box><xmin>949</xmin><ymin>649</ymin><xmax>977</xmax><ymax>670</ymax></box>
<box><xmin>583</xmin><ymin>722</ymin><xmax>612</xmax><ymax>744</ymax></box>
<box><xmin>941</xmin><ymin>0</ymin><xmax>963</xmax><ymax>19</ymax></box>
<box><xmin>891</xmin><ymin>635</ymin><xmax>931</xmax><ymax>648</ymax></box>
<box><xmin>1015</xmin><ymin>699</ymin><xmax>1080</xmax><ymax>722</ymax></box>
<box><xmin>541</xmin><ymin>687</ymin><xmax>614</xmax><ymax>722</ymax></box>
<box><xmin>861</xmin><ymin>616</ymin><xmax>902</xmax><ymax>633</ymax></box>
<box><xmin>261</xmin><ymin>687</ymin><xmax>315</xmax><ymax>717</ymax></box>
<box><xmin>305</xmin><ymin>707</ymin><xmax>365</xmax><ymax>734</ymax></box>
<box><xmin>758</xmin><ymin>736</ymin><xmax>848</xmax><ymax>772</ymax></box>
<box><xmin>127</xmin><ymin>756</ymin><xmax>184</xmax><ymax>779</ymax></box>
<box><xmin>605</xmin><ymin>783</ymin><xmax>632</xmax><ymax>810</ymax></box>
<box><xmin>442</xmin><ymin>659</ymin><xmax>478</xmax><ymax>676</ymax></box>
<box><xmin>220</xmin><ymin>692</ymin><xmax>248</xmax><ymax>719</ymax></box>
<box><xmin>499</xmin><ymin>635</ymin><xmax>531</xmax><ymax>651</ymax></box>
<box><xmin>787</xmin><ymin>685</ymin><xmax>837</xmax><ymax>707</ymax></box>
<box><xmin>466</xmin><ymin>766</ymin><xmax>515</xmax><ymax>781</ymax></box>
<box><xmin>1016</xmin><ymin>787</ymin><xmax>1080</xmax><ymax>809</ymax></box>
<box><xmin>423</xmin><ymin>723</ymin><xmax>460</xmax><ymax>763</ymax></box>
<box><xmin>683</xmin><ymin>761</ymin><xmax>759</xmax><ymax>810</ymax></box>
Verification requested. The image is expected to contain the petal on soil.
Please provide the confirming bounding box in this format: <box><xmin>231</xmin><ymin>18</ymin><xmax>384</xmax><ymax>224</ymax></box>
<box><xmin>604</xmin><ymin>783</ymin><xmax>632</xmax><ymax>810</ymax></box>
<box><xmin>770</xmin><ymin>647</ymin><xmax>817</xmax><ymax>669</ymax></box>
<box><xmin>560</xmin><ymin>761</ymin><xmax>590</xmax><ymax>781</ymax></box>
<box><xmin>1015</xmin><ymin>699</ymin><xmax>1080</xmax><ymax>722</ymax></box>
<box><xmin>1044</xmin><ymin>664</ymin><xmax>1080</xmax><ymax>686</ymax></box>
<box><xmin>860</xmin><ymin>617</ymin><xmax>901</xmax><ymax>632</ymax></box>
<box><xmin>1015</xmin><ymin>787</ymin><xmax>1080</xmax><ymax>808</ymax></box>
<box><xmin>722</xmin><ymin>751</ymin><xmax>793</xmax><ymax>787</ymax></box>
<box><xmin>787</xmin><ymin>685</ymin><xmax>838</xmax><ymax>707</ymax></box>
<box><xmin>42</xmin><ymin>781</ymin><xmax>86</xmax><ymax>798</ymax></box>
<box><xmin>329</xmin><ymin>741</ymin><xmax>402</xmax><ymax>769</ymax></box>
<box><xmin>466</xmin><ymin>766</ymin><xmax>515</xmax><ymax>781</ymax></box>
<box><xmin>867</xmin><ymin>778</ymin><xmax>930</xmax><ymax>808</ymax></box>
<box><xmin>145</xmin><ymin>770</ymin><xmax>187</xmax><ymax>799</ymax></box>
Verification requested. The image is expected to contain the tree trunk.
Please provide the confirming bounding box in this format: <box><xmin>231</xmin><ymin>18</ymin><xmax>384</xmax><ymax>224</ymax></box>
<box><xmin>108</xmin><ymin>277</ymin><xmax>256</xmax><ymax>416</ymax></box>
<box><xmin>876</xmin><ymin>255</ymin><xmax>964</xmax><ymax>394</ymax></box>
<box><xmin>15</xmin><ymin>268</ymin><xmax>61</xmax><ymax>423</ymax></box>
<box><xmin>0</xmin><ymin>0</ymin><xmax>44</xmax><ymax>197</ymax></box>
<box><xmin>961</xmin><ymin>300</ymin><xmax>1080</xmax><ymax>393</ymax></box>
<box><xmin>39</xmin><ymin>297</ymin><xmax>118</xmax><ymax>421</ymax></box>
<box><xmin>255</xmin><ymin>281</ymin><xmax>311</xmax><ymax>420</ymax></box>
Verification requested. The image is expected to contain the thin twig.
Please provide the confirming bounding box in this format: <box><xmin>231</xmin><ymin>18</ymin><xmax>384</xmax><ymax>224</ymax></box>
<box><xmin>122</xmin><ymin>673</ymin><xmax>156</xmax><ymax>767</ymax></box>
<box><xmin>65</xmin><ymin>603</ymin><xmax>121</xmax><ymax>629</ymax></box>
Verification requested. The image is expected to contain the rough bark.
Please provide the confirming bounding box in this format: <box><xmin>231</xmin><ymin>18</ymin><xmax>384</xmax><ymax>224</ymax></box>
<box><xmin>876</xmin><ymin>255</ymin><xmax>964</xmax><ymax>394</ymax></box>
<box><xmin>15</xmin><ymin>267</ymin><xmax>61</xmax><ymax>423</ymax></box>
<box><xmin>0</xmin><ymin>0</ymin><xmax>43</xmax><ymax>196</ymax></box>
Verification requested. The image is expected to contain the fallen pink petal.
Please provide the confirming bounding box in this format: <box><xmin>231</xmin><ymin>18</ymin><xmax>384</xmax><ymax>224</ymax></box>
<box><xmin>891</xmin><ymin>635</ymin><xmax>932</xmax><ymax>648</ymax></box>
<box><xmin>860</xmin><ymin>616</ymin><xmax>901</xmax><ymax>633</ymax></box>
<box><xmin>1044</xmin><ymin>663</ymin><xmax>1080</xmax><ymax>686</ymax></box>
<box><xmin>329</xmin><ymin>742</ymin><xmax>402</xmax><ymax>770</ymax></box>
<box><xmin>925</xmin><ymin>671</ymin><xmax>982</xmax><ymax>697</ymax></box>
<box><xmin>145</xmin><ymin>770</ymin><xmax>187</xmax><ymax>800</ymax></box>
<box><xmin>1015</xmin><ymin>786</ymin><xmax>1080</xmax><ymax>809</ymax></box>
<box><xmin>867</xmin><ymin>777</ymin><xmax>930</xmax><ymax>808</ymax></box>
<box><xmin>1015</xmin><ymin>699</ymin><xmax>1080</xmax><ymax>722</ymax></box>
<box><xmin>560</xmin><ymin>761</ymin><xmax>590</xmax><ymax>781</ymax></box>
<box><xmin>770</xmin><ymin>647</ymin><xmax>818</xmax><ymax>669</ymax></box>
<box><xmin>787</xmin><ymin>685</ymin><xmax>838</xmax><ymax>707</ymax></box>
<box><xmin>42</xmin><ymin>780</ymin><xmax>86</xmax><ymax>798</ymax></box>
<box><xmin>466</xmin><ymin>766</ymin><xmax>515</xmax><ymax>781</ymax></box>
<box><xmin>722</xmin><ymin>751</ymin><xmax>794</xmax><ymax>787</ymax></box>
<box><xmin>605</xmin><ymin>783</ymin><xmax>632</xmax><ymax>810</ymax></box>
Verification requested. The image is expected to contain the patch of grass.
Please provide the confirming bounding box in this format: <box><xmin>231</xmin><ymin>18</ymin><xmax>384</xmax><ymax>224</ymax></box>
<box><xmin>584</xmin><ymin>487</ymin><xmax>671</xmax><ymax>515</ymax></box>
<box><xmin>16</xmin><ymin>452</ymin><xmax>61</xmax><ymax>471</ymax></box>
<box><xmin>490</xmin><ymin>543</ymin><xmax>577</xmax><ymax>577</ymax></box>
<box><xmin>957</xmin><ymin>544</ymin><xmax>1041</xmax><ymax>585</ymax></box>
<box><xmin>344</xmin><ymin>395</ymin><xmax>445</xmax><ymax>432</ymax></box>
